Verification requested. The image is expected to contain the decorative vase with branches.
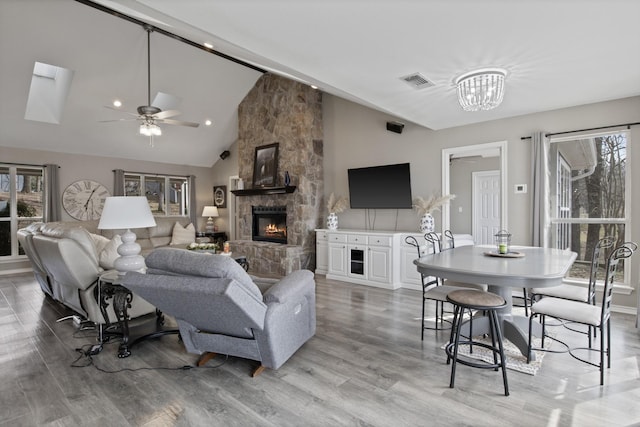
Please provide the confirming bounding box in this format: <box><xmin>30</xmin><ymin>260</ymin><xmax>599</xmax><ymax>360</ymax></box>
<box><xmin>326</xmin><ymin>193</ymin><xmax>349</xmax><ymax>230</ymax></box>
<box><xmin>413</xmin><ymin>194</ymin><xmax>455</xmax><ymax>233</ymax></box>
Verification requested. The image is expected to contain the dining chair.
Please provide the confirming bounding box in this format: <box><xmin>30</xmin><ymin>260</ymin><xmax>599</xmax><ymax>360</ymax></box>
<box><xmin>527</xmin><ymin>242</ymin><xmax>636</xmax><ymax>385</ymax></box>
<box><xmin>406</xmin><ymin>232</ymin><xmax>484</xmax><ymax>340</ymax></box>
<box><xmin>530</xmin><ymin>236</ymin><xmax>615</xmax><ymax>305</ymax></box>
<box><xmin>529</xmin><ymin>236</ymin><xmax>615</xmax><ymax>342</ymax></box>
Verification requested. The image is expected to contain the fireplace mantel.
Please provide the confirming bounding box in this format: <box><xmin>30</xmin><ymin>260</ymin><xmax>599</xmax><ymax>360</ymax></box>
<box><xmin>231</xmin><ymin>186</ymin><xmax>297</xmax><ymax>196</ymax></box>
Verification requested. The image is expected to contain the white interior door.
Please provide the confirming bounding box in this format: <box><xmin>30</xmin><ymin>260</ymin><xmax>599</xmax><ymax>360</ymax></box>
<box><xmin>472</xmin><ymin>170</ymin><xmax>500</xmax><ymax>245</ymax></box>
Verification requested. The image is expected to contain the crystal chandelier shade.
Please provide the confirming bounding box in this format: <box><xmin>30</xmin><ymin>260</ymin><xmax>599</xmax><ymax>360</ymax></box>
<box><xmin>455</xmin><ymin>68</ymin><xmax>506</xmax><ymax>112</ymax></box>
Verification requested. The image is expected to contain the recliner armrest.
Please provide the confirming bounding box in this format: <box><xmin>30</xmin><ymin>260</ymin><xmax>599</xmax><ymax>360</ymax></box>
<box><xmin>262</xmin><ymin>270</ymin><xmax>314</xmax><ymax>303</ymax></box>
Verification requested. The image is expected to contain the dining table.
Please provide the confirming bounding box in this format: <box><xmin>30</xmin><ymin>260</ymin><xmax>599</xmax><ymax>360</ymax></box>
<box><xmin>414</xmin><ymin>245</ymin><xmax>577</xmax><ymax>360</ymax></box>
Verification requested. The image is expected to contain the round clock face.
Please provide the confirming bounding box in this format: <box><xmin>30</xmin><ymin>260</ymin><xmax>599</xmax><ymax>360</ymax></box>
<box><xmin>62</xmin><ymin>180</ymin><xmax>110</xmax><ymax>220</ymax></box>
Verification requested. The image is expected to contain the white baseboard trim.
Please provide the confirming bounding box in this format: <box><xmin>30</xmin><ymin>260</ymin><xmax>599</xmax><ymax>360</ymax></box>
<box><xmin>612</xmin><ymin>304</ymin><xmax>637</xmax><ymax>315</ymax></box>
<box><xmin>0</xmin><ymin>268</ymin><xmax>33</xmax><ymax>276</ymax></box>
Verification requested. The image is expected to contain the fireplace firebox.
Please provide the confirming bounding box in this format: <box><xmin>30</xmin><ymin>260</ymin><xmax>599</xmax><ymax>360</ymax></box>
<box><xmin>252</xmin><ymin>206</ymin><xmax>287</xmax><ymax>244</ymax></box>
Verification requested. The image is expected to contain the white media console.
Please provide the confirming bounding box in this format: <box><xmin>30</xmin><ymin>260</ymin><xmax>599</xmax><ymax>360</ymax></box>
<box><xmin>315</xmin><ymin>229</ymin><xmax>474</xmax><ymax>290</ymax></box>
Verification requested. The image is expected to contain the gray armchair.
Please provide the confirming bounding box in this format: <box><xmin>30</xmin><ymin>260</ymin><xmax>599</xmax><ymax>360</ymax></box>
<box><xmin>122</xmin><ymin>248</ymin><xmax>316</xmax><ymax>376</ymax></box>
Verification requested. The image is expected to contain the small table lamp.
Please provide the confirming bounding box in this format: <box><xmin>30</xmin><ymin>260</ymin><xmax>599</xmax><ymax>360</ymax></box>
<box><xmin>98</xmin><ymin>196</ymin><xmax>156</xmax><ymax>275</ymax></box>
<box><xmin>202</xmin><ymin>205</ymin><xmax>219</xmax><ymax>233</ymax></box>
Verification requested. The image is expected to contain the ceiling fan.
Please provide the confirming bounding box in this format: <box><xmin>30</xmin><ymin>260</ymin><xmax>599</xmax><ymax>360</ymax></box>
<box><xmin>101</xmin><ymin>25</ymin><xmax>199</xmax><ymax>141</ymax></box>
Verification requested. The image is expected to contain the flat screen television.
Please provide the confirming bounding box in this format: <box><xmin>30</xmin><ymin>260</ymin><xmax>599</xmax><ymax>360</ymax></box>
<box><xmin>348</xmin><ymin>163</ymin><xmax>413</xmax><ymax>209</ymax></box>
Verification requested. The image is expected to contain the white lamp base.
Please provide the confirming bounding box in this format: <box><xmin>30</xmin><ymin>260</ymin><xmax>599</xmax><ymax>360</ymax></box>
<box><xmin>205</xmin><ymin>217</ymin><xmax>215</xmax><ymax>233</ymax></box>
<box><xmin>114</xmin><ymin>229</ymin><xmax>145</xmax><ymax>275</ymax></box>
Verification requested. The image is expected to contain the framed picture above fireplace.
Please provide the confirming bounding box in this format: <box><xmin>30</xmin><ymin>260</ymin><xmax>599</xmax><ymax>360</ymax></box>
<box><xmin>253</xmin><ymin>143</ymin><xmax>279</xmax><ymax>187</ymax></box>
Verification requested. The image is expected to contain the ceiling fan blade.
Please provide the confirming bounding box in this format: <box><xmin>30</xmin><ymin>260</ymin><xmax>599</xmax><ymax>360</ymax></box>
<box><xmin>152</xmin><ymin>109</ymin><xmax>181</xmax><ymax>119</ymax></box>
<box><xmin>158</xmin><ymin>118</ymin><xmax>200</xmax><ymax>128</ymax></box>
<box><xmin>98</xmin><ymin>118</ymin><xmax>138</xmax><ymax>123</ymax></box>
<box><xmin>103</xmin><ymin>106</ymin><xmax>139</xmax><ymax>117</ymax></box>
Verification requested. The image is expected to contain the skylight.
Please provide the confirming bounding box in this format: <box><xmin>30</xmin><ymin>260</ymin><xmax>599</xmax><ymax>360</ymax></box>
<box><xmin>24</xmin><ymin>61</ymin><xmax>74</xmax><ymax>124</ymax></box>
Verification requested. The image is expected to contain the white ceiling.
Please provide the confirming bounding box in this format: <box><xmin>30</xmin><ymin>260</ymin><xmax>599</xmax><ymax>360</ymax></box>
<box><xmin>2</xmin><ymin>0</ymin><xmax>639</xmax><ymax>167</ymax></box>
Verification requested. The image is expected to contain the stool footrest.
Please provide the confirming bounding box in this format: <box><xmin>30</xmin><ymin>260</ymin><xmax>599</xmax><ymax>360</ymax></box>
<box><xmin>445</xmin><ymin>341</ymin><xmax>504</xmax><ymax>370</ymax></box>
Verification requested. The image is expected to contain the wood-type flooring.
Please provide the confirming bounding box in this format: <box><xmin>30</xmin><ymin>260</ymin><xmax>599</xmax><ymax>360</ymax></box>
<box><xmin>1</xmin><ymin>272</ymin><xmax>639</xmax><ymax>426</ymax></box>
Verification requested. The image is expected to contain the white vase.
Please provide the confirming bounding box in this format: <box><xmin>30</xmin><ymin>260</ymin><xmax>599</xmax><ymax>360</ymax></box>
<box><xmin>327</xmin><ymin>212</ymin><xmax>338</xmax><ymax>230</ymax></box>
<box><xmin>420</xmin><ymin>213</ymin><xmax>435</xmax><ymax>233</ymax></box>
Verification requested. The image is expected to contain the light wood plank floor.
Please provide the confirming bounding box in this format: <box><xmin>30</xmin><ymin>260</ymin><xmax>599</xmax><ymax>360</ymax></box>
<box><xmin>1</xmin><ymin>272</ymin><xmax>639</xmax><ymax>426</ymax></box>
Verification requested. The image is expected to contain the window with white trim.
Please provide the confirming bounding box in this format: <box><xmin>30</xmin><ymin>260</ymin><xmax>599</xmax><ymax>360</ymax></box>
<box><xmin>0</xmin><ymin>165</ymin><xmax>45</xmax><ymax>258</ymax></box>
<box><xmin>124</xmin><ymin>173</ymin><xmax>189</xmax><ymax>217</ymax></box>
<box><xmin>548</xmin><ymin>131</ymin><xmax>629</xmax><ymax>283</ymax></box>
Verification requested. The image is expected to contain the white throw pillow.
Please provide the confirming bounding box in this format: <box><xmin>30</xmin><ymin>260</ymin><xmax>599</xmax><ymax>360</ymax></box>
<box><xmin>99</xmin><ymin>234</ymin><xmax>122</xmax><ymax>270</ymax></box>
<box><xmin>171</xmin><ymin>222</ymin><xmax>195</xmax><ymax>245</ymax></box>
<box><xmin>90</xmin><ymin>233</ymin><xmax>110</xmax><ymax>254</ymax></box>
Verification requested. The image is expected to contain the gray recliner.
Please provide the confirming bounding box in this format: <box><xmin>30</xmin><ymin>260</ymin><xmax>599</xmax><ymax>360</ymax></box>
<box><xmin>122</xmin><ymin>248</ymin><xmax>316</xmax><ymax>376</ymax></box>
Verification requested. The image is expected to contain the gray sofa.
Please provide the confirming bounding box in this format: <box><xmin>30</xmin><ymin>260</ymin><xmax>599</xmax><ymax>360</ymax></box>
<box><xmin>122</xmin><ymin>248</ymin><xmax>316</xmax><ymax>376</ymax></box>
<box><xmin>18</xmin><ymin>216</ymin><xmax>191</xmax><ymax>323</ymax></box>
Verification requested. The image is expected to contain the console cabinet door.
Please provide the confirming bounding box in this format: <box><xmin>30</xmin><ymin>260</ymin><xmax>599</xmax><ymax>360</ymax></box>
<box><xmin>368</xmin><ymin>246</ymin><xmax>392</xmax><ymax>284</ymax></box>
<box><xmin>315</xmin><ymin>231</ymin><xmax>329</xmax><ymax>274</ymax></box>
<box><xmin>328</xmin><ymin>244</ymin><xmax>347</xmax><ymax>276</ymax></box>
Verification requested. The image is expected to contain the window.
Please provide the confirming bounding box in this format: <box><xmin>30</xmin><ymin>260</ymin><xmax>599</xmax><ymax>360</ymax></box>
<box><xmin>0</xmin><ymin>165</ymin><xmax>44</xmax><ymax>258</ymax></box>
<box><xmin>548</xmin><ymin>132</ymin><xmax>628</xmax><ymax>283</ymax></box>
<box><xmin>124</xmin><ymin>173</ymin><xmax>189</xmax><ymax>217</ymax></box>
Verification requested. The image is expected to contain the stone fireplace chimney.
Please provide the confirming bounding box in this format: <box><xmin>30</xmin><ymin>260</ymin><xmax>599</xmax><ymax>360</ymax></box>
<box><xmin>232</xmin><ymin>74</ymin><xmax>323</xmax><ymax>275</ymax></box>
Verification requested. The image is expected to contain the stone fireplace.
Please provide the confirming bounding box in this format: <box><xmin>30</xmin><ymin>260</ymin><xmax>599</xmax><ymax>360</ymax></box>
<box><xmin>228</xmin><ymin>74</ymin><xmax>323</xmax><ymax>277</ymax></box>
<box><xmin>252</xmin><ymin>205</ymin><xmax>287</xmax><ymax>244</ymax></box>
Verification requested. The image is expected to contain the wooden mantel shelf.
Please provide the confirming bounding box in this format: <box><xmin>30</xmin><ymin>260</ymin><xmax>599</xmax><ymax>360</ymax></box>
<box><xmin>231</xmin><ymin>186</ymin><xmax>297</xmax><ymax>196</ymax></box>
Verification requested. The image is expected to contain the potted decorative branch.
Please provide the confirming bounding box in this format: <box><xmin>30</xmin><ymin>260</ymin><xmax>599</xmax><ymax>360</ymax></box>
<box><xmin>413</xmin><ymin>194</ymin><xmax>456</xmax><ymax>233</ymax></box>
<box><xmin>326</xmin><ymin>193</ymin><xmax>349</xmax><ymax>230</ymax></box>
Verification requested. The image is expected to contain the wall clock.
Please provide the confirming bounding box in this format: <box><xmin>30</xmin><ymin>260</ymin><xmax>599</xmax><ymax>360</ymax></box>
<box><xmin>213</xmin><ymin>185</ymin><xmax>227</xmax><ymax>208</ymax></box>
<box><xmin>62</xmin><ymin>179</ymin><xmax>110</xmax><ymax>220</ymax></box>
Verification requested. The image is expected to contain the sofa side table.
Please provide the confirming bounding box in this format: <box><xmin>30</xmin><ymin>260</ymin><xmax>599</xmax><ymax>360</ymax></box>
<box><xmin>97</xmin><ymin>270</ymin><xmax>179</xmax><ymax>358</ymax></box>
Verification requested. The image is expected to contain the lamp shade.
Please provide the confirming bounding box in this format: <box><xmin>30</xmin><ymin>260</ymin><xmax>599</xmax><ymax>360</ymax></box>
<box><xmin>98</xmin><ymin>196</ymin><xmax>156</xmax><ymax>230</ymax></box>
<box><xmin>202</xmin><ymin>206</ymin><xmax>219</xmax><ymax>218</ymax></box>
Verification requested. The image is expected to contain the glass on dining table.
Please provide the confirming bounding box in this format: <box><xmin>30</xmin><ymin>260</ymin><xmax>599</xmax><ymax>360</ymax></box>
<box><xmin>494</xmin><ymin>230</ymin><xmax>511</xmax><ymax>254</ymax></box>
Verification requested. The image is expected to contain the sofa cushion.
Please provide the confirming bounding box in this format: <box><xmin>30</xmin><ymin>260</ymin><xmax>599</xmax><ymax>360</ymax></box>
<box><xmin>145</xmin><ymin>248</ymin><xmax>262</xmax><ymax>299</ymax></box>
<box><xmin>170</xmin><ymin>222</ymin><xmax>195</xmax><ymax>245</ymax></box>
<box><xmin>90</xmin><ymin>233</ymin><xmax>110</xmax><ymax>254</ymax></box>
<box><xmin>99</xmin><ymin>234</ymin><xmax>122</xmax><ymax>270</ymax></box>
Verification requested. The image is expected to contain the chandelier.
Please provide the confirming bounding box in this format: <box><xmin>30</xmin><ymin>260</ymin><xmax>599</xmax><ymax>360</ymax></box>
<box><xmin>455</xmin><ymin>68</ymin><xmax>506</xmax><ymax>111</ymax></box>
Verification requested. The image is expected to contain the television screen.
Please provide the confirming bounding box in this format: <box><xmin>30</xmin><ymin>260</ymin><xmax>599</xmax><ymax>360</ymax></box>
<box><xmin>348</xmin><ymin>163</ymin><xmax>413</xmax><ymax>209</ymax></box>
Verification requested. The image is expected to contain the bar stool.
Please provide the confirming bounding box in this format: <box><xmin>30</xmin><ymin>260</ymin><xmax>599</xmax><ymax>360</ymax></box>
<box><xmin>445</xmin><ymin>289</ymin><xmax>509</xmax><ymax>396</ymax></box>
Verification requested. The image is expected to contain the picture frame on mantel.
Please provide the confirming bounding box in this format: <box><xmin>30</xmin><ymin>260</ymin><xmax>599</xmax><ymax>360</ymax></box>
<box><xmin>253</xmin><ymin>143</ymin><xmax>279</xmax><ymax>187</ymax></box>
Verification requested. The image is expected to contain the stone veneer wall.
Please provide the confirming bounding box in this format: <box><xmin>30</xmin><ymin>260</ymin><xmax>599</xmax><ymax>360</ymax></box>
<box><xmin>235</xmin><ymin>74</ymin><xmax>323</xmax><ymax>273</ymax></box>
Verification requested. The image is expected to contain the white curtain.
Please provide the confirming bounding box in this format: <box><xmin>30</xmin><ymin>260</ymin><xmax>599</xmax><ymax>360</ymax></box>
<box><xmin>531</xmin><ymin>132</ymin><xmax>550</xmax><ymax>247</ymax></box>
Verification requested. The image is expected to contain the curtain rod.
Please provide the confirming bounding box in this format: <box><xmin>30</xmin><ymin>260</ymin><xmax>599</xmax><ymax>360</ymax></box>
<box><xmin>520</xmin><ymin>121</ymin><xmax>640</xmax><ymax>140</ymax></box>
<box><xmin>113</xmin><ymin>169</ymin><xmax>188</xmax><ymax>179</ymax></box>
<box><xmin>74</xmin><ymin>0</ymin><xmax>266</xmax><ymax>74</ymax></box>
<box><xmin>1</xmin><ymin>162</ymin><xmax>56</xmax><ymax>168</ymax></box>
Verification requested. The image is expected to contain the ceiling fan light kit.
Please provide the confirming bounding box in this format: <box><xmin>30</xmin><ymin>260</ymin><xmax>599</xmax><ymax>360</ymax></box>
<box><xmin>102</xmin><ymin>24</ymin><xmax>199</xmax><ymax>140</ymax></box>
<box><xmin>455</xmin><ymin>68</ymin><xmax>506</xmax><ymax>112</ymax></box>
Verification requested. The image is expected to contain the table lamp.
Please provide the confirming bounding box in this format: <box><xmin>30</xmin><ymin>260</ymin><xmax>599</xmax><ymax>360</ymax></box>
<box><xmin>98</xmin><ymin>196</ymin><xmax>156</xmax><ymax>275</ymax></box>
<box><xmin>202</xmin><ymin>205</ymin><xmax>219</xmax><ymax>233</ymax></box>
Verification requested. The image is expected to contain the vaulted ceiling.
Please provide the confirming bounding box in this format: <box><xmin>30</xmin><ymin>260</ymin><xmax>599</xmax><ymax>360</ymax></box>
<box><xmin>2</xmin><ymin>0</ymin><xmax>639</xmax><ymax>167</ymax></box>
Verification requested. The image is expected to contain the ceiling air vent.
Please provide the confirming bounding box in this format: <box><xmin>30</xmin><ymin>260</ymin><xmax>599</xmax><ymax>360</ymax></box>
<box><xmin>400</xmin><ymin>73</ymin><xmax>435</xmax><ymax>89</ymax></box>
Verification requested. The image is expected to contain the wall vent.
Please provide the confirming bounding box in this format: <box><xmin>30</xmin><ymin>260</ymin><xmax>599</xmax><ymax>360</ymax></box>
<box><xmin>400</xmin><ymin>73</ymin><xmax>435</xmax><ymax>89</ymax></box>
